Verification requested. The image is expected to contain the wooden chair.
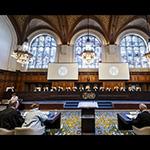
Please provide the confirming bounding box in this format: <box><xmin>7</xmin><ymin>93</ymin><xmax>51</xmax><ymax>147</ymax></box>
<box><xmin>0</xmin><ymin>128</ymin><xmax>14</xmax><ymax>135</ymax></box>
<box><xmin>14</xmin><ymin>127</ymin><xmax>45</xmax><ymax>135</ymax></box>
<box><xmin>132</xmin><ymin>125</ymin><xmax>150</xmax><ymax>135</ymax></box>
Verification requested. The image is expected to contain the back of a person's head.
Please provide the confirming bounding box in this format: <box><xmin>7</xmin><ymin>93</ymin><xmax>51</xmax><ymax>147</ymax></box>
<box><xmin>12</xmin><ymin>93</ymin><xmax>16</xmax><ymax>96</ymax></box>
<box><xmin>139</xmin><ymin>103</ymin><xmax>147</xmax><ymax>111</ymax></box>
<box><xmin>9</xmin><ymin>99</ymin><xmax>18</xmax><ymax>109</ymax></box>
<box><xmin>30</xmin><ymin>103</ymin><xmax>39</xmax><ymax>109</ymax></box>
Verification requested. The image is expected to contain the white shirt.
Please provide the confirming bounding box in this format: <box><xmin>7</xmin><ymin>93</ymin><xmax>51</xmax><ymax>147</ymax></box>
<box><xmin>10</xmin><ymin>96</ymin><xmax>18</xmax><ymax>101</ymax></box>
<box><xmin>22</xmin><ymin>108</ymin><xmax>48</xmax><ymax>129</ymax></box>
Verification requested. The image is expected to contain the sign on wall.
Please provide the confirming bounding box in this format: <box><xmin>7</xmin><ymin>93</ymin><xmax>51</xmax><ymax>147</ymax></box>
<box><xmin>98</xmin><ymin>63</ymin><xmax>130</xmax><ymax>80</ymax></box>
<box><xmin>47</xmin><ymin>63</ymin><xmax>78</xmax><ymax>80</ymax></box>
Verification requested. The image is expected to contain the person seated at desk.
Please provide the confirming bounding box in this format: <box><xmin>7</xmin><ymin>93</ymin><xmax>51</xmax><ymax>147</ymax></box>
<box><xmin>10</xmin><ymin>93</ymin><xmax>18</xmax><ymax>101</ymax></box>
<box><xmin>79</xmin><ymin>85</ymin><xmax>84</xmax><ymax>92</ymax></box>
<box><xmin>113</xmin><ymin>86</ymin><xmax>119</xmax><ymax>92</ymax></box>
<box><xmin>72</xmin><ymin>86</ymin><xmax>78</xmax><ymax>92</ymax></box>
<box><xmin>0</xmin><ymin>99</ymin><xmax>24</xmax><ymax>130</ymax></box>
<box><xmin>105</xmin><ymin>87</ymin><xmax>112</xmax><ymax>92</ymax></box>
<box><xmin>120</xmin><ymin>86</ymin><xmax>126</xmax><ymax>92</ymax></box>
<box><xmin>9</xmin><ymin>93</ymin><xmax>23</xmax><ymax>109</ymax></box>
<box><xmin>50</xmin><ymin>86</ymin><xmax>57</xmax><ymax>92</ymax></box>
<box><xmin>22</xmin><ymin>103</ymin><xmax>49</xmax><ymax>134</ymax></box>
<box><xmin>66</xmin><ymin>87</ymin><xmax>71</xmax><ymax>92</ymax></box>
<box><xmin>93</xmin><ymin>84</ymin><xmax>98</xmax><ymax>92</ymax></box>
<box><xmin>57</xmin><ymin>86</ymin><xmax>64</xmax><ymax>92</ymax></box>
<box><xmin>85</xmin><ymin>84</ymin><xmax>91</xmax><ymax>92</ymax></box>
<box><xmin>131</xmin><ymin>103</ymin><xmax>150</xmax><ymax>128</ymax></box>
<box><xmin>135</xmin><ymin>86</ymin><xmax>142</xmax><ymax>92</ymax></box>
<box><xmin>99</xmin><ymin>86</ymin><xmax>105</xmax><ymax>91</ymax></box>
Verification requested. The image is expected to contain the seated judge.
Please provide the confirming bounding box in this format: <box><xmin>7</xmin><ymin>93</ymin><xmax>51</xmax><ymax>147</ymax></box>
<box><xmin>72</xmin><ymin>86</ymin><xmax>78</xmax><ymax>92</ymax></box>
<box><xmin>0</xmin><ymin>99</ymin><xmax>24</xmax><ymax>130</ymax></box>
<box><xmin>93</xmin><ymin>84</ymin><xmax>98</xmax><ymax>92</ymax></box>
<box><xmin>22</xmin><ymin>103</ymin><xmax>49</xmax><ymax>133</ymax></box>
<box><xmin>131</xmin><ymin>103</ymin><xmax>150</xmax><ymax>128</ymax></box>
<box><xmin>113</xmin><ymin>86</ymin><xmax>119</xmax><ymax>92</ymax></box>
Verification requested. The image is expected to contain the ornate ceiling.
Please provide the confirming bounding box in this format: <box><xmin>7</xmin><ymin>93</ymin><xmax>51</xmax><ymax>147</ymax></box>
<box><xmin>8</xmin><ymin>15</ymin><xmax>150</xmax><ymax>44</ymax></box>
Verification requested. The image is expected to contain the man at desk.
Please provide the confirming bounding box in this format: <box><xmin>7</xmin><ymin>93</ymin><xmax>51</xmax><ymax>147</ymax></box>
<box><xmin>22</xmin><ymin>103</ymin><xmax>60</xmax><ymax>134</ymax></box>
<box><xmin>131</xmin><ymin>103</ymin><xmax>150</xmax><ymax>128</ymax></box>
<box><xmin>22</xmin><ymin>103</ymin><xmax>49</xmax><ymax>134</ymax></box>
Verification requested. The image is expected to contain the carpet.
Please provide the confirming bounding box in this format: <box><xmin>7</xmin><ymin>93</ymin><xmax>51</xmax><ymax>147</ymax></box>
<box><xmin>49</xmin><ymin>110</ymin><xmax>134</xmax><ymax>135</ymax></box>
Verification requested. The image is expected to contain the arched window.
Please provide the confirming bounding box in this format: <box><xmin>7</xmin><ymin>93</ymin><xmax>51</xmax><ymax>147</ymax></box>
<box><xmin>28</xmin><ymin>34</ymin><xmax>57</xmax><ymax>69</ymax></box>
<box><xmin>74</xmin><ymin>34</ymin><xmax>102</xmax><ymax>68</ymax></box>
<box><xmin>120</xmin><ymin>34</ymin><xmax>149</xmax><ymax>68</ymax></box>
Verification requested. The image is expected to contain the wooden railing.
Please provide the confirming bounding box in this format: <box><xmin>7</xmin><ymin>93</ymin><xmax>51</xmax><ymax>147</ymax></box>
<box><xmin>8</xmin><ymin>91</ymin><xmax>150</xmax><ymax>101</ymax></box>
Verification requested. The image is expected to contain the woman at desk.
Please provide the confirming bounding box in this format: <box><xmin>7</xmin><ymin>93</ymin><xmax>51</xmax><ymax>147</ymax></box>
<box><xmin>131</xmin><ymin>103</ymin><xmax>150</xmax><ymax>128</ymax></box>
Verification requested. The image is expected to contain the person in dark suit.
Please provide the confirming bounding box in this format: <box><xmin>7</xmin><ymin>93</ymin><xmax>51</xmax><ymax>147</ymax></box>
<box><xmin>131</xmin><ymin>103</ymin><xmax>150</xmax><ymax>128</ymax></box>
<box><xmin>0</xmin><ymin>99</ymin><xmax>24</xmax><ymax>130</ymax></box>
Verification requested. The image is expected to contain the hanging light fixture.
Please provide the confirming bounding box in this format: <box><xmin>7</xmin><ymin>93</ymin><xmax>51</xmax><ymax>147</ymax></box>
<box><xmin>11</xmin><ymin>38</ymin><xmax>33</xmax><ymax>66</ymax></box>
<box><xmin>80</xmin><ymin>16</ymin><xmax>96</xmax><ymax>64</ymax></box>
<box><xmin>144</xmin><ymin>15</ymin><xmax>150</xmax><ymax>60</ymax></box>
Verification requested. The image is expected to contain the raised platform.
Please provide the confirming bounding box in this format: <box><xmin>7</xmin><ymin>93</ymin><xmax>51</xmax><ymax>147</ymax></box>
<box><xmin>19</xmin><ymin>100</ymin><xmax>150</xmax><ymax>110</ymax></box>
<box><xmin>6</xmin><ymin>91</ymin><xmax>150</xmax><ymax>101</ymax></box>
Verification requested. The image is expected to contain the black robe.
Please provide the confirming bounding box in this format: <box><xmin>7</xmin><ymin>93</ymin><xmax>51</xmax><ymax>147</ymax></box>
<box><xmin>0</xmin><ymin>107</ymin><xmax>24</xmax><ymax>130</ymax></box>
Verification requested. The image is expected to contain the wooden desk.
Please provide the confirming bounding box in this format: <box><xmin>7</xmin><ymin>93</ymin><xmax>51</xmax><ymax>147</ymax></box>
<box><xmin>78</xmin><ymin>102</ymin><xmax>98</xmax><ymax>135</ymax></box>
<box><xmin>44</xmin><ymin>112</ymin><xmax>61</xmax><ymax>129</ymax></box>
<box><xmin>117</xmin><ymin>112</ymin><xmax>133</xmax><ymax>130</ymax></box>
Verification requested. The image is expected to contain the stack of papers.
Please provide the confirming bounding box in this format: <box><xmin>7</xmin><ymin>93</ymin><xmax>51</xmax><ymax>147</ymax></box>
<box><xmin>78</xmin><ymin>102</ymin><xmax>98</xmax><ymax>108</ymax></box>
<box><xmin>126</xmin><ymin>112</ymin><xmax>138</xmax><ymax>119</ymax></box>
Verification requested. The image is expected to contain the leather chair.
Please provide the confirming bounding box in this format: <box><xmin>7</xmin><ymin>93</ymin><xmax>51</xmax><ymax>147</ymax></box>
<box><xmin>0</xmin><ymin>128</ymin><xmax>14</xmax><ymax>135</ymax></box>
<box><xmin>14</xmin><ymin>127</ymin><xmax>45</xmax><ymax>135</ymax></box>
<box><xmin>132</xmin><ymin>125</ymin><xmax>150</xmax><ymax>135</ymax></box>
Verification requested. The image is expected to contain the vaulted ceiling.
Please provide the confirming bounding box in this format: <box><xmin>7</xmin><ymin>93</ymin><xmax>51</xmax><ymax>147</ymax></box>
<box><xmin>8</xmin><ymin>15</ymin><xmax>150</xmax><ymax>44</ymax></box>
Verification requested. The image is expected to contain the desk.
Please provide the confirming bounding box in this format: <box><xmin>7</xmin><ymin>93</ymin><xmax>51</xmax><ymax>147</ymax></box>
<box><xmin>117</xmin><ymin>112</ymin><xmax>133</xmax><ymax>130</ymax></box>
<box><xmin>44</xmin><ymin>112</ymin><xmax>61</xmax><ymax>129</ymax></box>
<box><xmin>78</xmin><ymin>101</ymin><xmax>98</xmax><ymax>135</ymax></box>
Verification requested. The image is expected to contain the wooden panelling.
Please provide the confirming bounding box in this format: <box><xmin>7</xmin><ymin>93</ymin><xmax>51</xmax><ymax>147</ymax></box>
<box><xmin>113</xmin><ymin>103</ymin><xmax>150</xmax><ymax>109</ymax></box>
<box><xmin>78</xmin><ymin>72</ymin><xmax>98</xmax><ymax>82</ymax></box>
<box><xmin>0</xmin><ymin>70</ymin><xmax>16</xmax><ymax>99</ymax></box>
<box><xmin>0</xmin><ymin>69</ymin><xmax>150</xmax><ymax>101</ymax></box>
<box><xmin>16</xmin><ymin>91</ymin><xmax>150</xmax><ymax>101</ymax></box>
<box><xmin>103</xmin><ymin>81</ymin><xmax>125</xmax><ymax>89</ymax></box>
<box><xmin>21</xmin><ymin>103</ymin><xmax>64</xmax><ymax>110</ymax></box>
<box><xmin>52</xmin><ymin>81</ymin><xmax>74</xmax><ymax>88</ymax></box>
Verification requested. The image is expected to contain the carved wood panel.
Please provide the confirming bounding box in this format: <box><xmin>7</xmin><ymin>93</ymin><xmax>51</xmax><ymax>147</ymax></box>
<box><xmin>0</xmin><ymin>69</ymin><xmax>150</xmax><ymax>100</ymax></box>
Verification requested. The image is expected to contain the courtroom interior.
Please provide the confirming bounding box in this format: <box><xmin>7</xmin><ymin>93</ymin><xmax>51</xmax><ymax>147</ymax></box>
<box><xmin>0</xmin><ymin>15</ymin><xmax>150</xmax><ymax>135</ymax></box>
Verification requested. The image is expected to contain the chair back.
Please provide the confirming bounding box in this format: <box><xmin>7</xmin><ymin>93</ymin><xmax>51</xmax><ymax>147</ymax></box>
<box><xmin>0</xmin><ymin>128</ymin><xmax>14</xmax><ymax>135</ymax></box>
<box><xmin>15</xmin><ymin>126</ymin><xmax>45</xmax><ymax>135</ymax></box>
<box><xmin>132</xmin><ymin>125</ymin><xmax>150</xmax><ymax>135</ymax></box>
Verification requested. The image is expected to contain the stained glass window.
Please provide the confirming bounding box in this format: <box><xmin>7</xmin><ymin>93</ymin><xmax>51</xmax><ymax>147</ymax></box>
<box><xmin>28</xmin><ymin>34</ymin><xmax>57</xmax><ymax>69</ymax></box>
<box><xmin>74</xmin><ymin>34</ymin><xmax>102</xmax><ymax>68</ymax></box>
<box><xmin>120</xmin><ymin>34</ymin><xmax>149</xmax><ymax>68</ymax></box>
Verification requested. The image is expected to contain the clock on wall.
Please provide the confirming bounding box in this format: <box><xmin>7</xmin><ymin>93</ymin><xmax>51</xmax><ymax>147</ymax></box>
<box><xmin>109</xmin><ymin>66</ymin><xmax>119</xmax><ymax>76</ymax></box>
<box><xmin>57</xmin><ymin>66</ymin><xmax>68</xmax><ymax>76</ymax></box>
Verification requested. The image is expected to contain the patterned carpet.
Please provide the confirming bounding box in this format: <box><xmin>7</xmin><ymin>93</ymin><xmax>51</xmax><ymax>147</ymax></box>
<box><xmin>50</xmin><ymin>110</ymin><xmax>134</xmax><ymax>135</ymax></box>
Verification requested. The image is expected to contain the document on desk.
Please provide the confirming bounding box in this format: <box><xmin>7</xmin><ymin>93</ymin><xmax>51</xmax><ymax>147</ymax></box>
<box><xmin>78</xmin><ymin>102</ymin><xmax>98</xmax><ymax>108</ymax></box>
<box><xmin>126</xmin><ymin>114</ymin><xmax>137</xmax><ymax>119</ymax></box>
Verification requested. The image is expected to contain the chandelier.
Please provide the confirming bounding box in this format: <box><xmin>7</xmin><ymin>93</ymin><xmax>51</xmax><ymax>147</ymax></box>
<box><xmin>144</xmin><ymin>15</ymin><xmax>150</xmax><ymax>61</ymax></box>
<box><xmin>11</xmin><ymin>40</ymin><xmax>33</xmax><ymax>66</ymax></box>
<box><xmin>81</xmin><ymin>16</ymin><xmax>96</xmax><ymax>64</ymax></box>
